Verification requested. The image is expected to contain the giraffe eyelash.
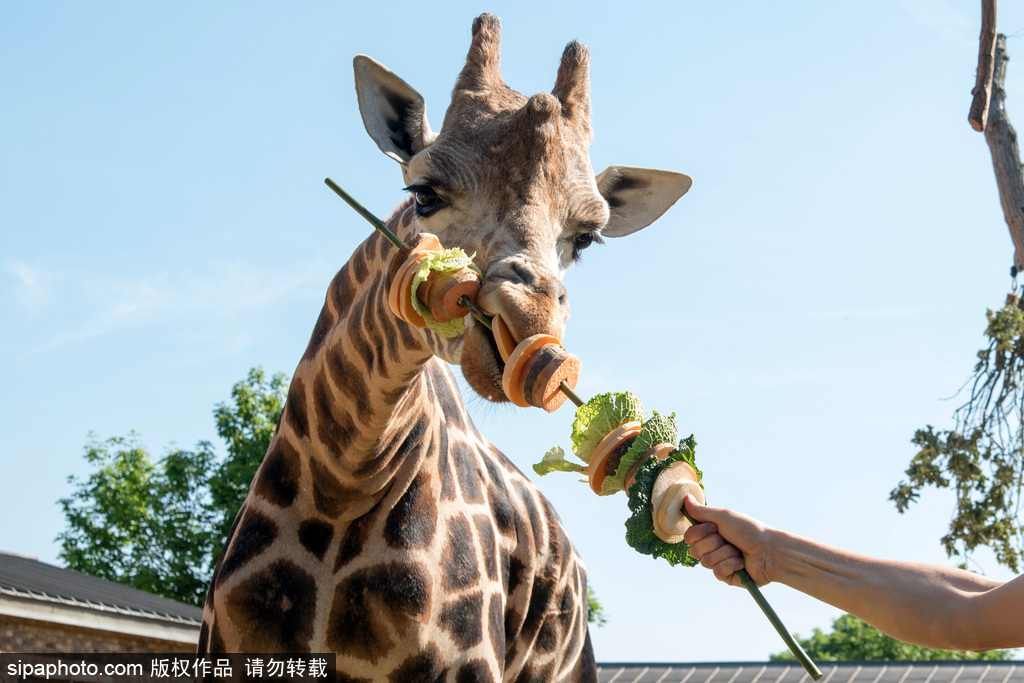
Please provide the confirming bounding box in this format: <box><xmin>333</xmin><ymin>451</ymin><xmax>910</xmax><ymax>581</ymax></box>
<box><xmin>404</xmin><ymin>184</ymin><xmax>445</xmax><ymax>217</ymax></box>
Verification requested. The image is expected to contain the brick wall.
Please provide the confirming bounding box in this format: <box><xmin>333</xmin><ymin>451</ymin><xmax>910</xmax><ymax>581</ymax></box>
<box><xmin>0</xmin><ymin>614</ymin><xmax>197</xmax><ymax>654</ymax></box>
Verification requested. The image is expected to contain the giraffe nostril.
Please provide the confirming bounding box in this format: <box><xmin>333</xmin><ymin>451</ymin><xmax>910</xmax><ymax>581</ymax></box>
<box><xmin>509</xmin><ymin>262</ymin><xmax>536</xmax><ymax>288</ymax></box>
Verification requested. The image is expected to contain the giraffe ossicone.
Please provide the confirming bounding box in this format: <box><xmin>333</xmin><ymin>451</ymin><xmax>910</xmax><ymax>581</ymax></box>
<box><xmin>199</xmin><ymin>13</ymin><xmax>691</xmax><ymax>681</ymax></box>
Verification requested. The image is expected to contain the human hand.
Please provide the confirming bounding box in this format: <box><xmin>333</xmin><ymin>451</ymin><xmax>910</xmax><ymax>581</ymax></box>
<box><xmin>683</xmin><ymin>495</ymin><xmax>773</xmax><ymax>588</ymax></box>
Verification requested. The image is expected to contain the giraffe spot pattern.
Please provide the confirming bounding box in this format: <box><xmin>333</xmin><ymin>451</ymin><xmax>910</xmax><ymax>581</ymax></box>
<box><xmin>252</xmin><ymin>440</ymin><xmax>301</xmax><ymax>508</ymax></box>
<box><xmin>325</xmin><ymin>347</ymin><xmax>371</xmax><ymax>423</ymax></box>
<box><xmin>284</xmin><ymin>377</ymin><xmax>309</xmax><ymax>440</ymax></box>
<box><xmin>223</xmin><ymin>559</ymin><xmax>316</xmax><ymax>653</ymax></box>
<box><xmin>488</xmin><ymin>592</ymin><xmax>505</xmax><ymax>663</ymax></box>
<box><xmin>336</xmin><ymin>674</ymin><xmax>372</xmax><ymax>683</ymax></box>
<box><xmin>309</xmin><ymin>457</ymin><xmax>357</xmax><ymax>518</ymax></box>
<box><xmin>384</xmin><ymin>470</ymin><xmax>437</xmax><ymax>549</ymax></box>
<box><xmin>197</xmin><ymin>621</ymin><xmax>209</xmax><ymax>652</ymax></box>
<box><xmin>522</xmin><ymin>574</ymin><xmax>557</xmax><ymax>641</ymax></box>
<box><xmin>298</xmin><ymin>519</ymin><xmax>334</xmax><ymax>560</ymax></box>
<box><xmin>456</xmin><ymin>659</ymin><xmax>495</xmax><ymax>683</ymax></box>
<box><xmin>313</xmin><ymin>370</ymin><xmax>355</xmax><ymax>454</ymax></box>
<box><xmin>217</xmin><ymin>509</ymin><xmax>278</xmax><ymax>586</ymax></box>
<box><xmin>518</xmin><ymin>662</ymin><xmax>555</xmax><ymax>683</ymax></box>
<box><xmin>387</xmin><ymin>644</ymin><xmax>442</xmax><ymax>683</ymax></box>
<box><xmin>438</xmin><ymin>591</ymin><xmax>484</xmax><ymax>649</ymax></box>
<box><xmin>453</xmin><ymin>442</ymin><xmax>484</xmax><ymax>503</ymax></box>
<box><xmin>333</xmin><ymin>513</ymin><xmax>373</xmax><ymax>572</ymax></box>
<box><xmin>326</xmin><ymin>561</ymin><xmax>431</xmax><ymax>663</ymax></box>
<box><xmin>474</xmin><ymin>514</ymin><xmax>498</xmax><ymax>581</ymax></box>
<box><xmin>437</xmin><ymin>423</ymin><xmax>457</xmax><ymax>502</ymax></box>
<box><xmin>442</xmin><ymin>514</ymin><xmax>480</xmax><ymax>590</ymax></box>
<box><xmin>302</xmin><ymin>305</ymin><xmax>335</xmax><ymax>362</ymax></box>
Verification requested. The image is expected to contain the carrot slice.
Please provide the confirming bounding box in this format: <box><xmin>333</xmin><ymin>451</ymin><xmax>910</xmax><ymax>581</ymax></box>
<box><xmin>389</xmin><ymin>232</ymin><xmax>442</xmax><ymax>280</ymax></box>
<box><xmin>588</xmin><ymin>422</ymin><xmax>642</xmax><ymax>495</ymax></box>
<box><xmin>389</xmin><ymin>245</ymin><xmax>435</xmax><ymax>321</ymax></box>
<box><xmin>439</xmin><ymin>268</ymin><xmax>481</xmax><ymax>320</ymax></box>
<box><xmin>623</xmin><ymin>442</ymin><xmax>678</xmax><ymax>494</ymax></box>
<box><xmin>501</xmin><ymin>333</ymin><xmax>561</xmax><ymax>407</ymax></box>
<box><xmin>521</xmin><ymin>344</ymin><xmax>562</xmax><ymax>406</ymax></box>
<box><xmin>427</xmin><ymin>267</ymin><xmax>481</xmax><ymax>322</ymax></box>
<box><xmin>530</xmin><ymin>349</ymin><xmax>581</xmax><ymax>413</ymax></box>
<box><xmin>491</xmin><ymin>314</ymin><xmax>518</xmax><ymax>363</ymax></box>
<box><xmin>397</xmin><ymin>254</ymin><xmax>430</xmax><ymax>327</ymax></box>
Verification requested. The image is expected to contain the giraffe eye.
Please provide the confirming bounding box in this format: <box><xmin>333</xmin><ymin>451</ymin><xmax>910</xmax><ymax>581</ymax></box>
<box><xmin>571</xmin><ymin>231</ymin><xmax>601</xmax><ymax>260</ymax></box>
<box><xmin>405</xmin><ymin>184</ymin><xmax>443</xmax><ymax>216</ymax></box>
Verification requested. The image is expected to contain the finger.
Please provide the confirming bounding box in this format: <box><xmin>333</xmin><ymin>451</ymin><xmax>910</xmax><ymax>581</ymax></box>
<box><xmin>683</xmin><ymin>521</ymin><xmax>718</xmax><ymax>546</ymax></box>
<box><xmin>714</xmin><ymin>555</ymin><xmax>746</xmax><ymax>586</ymax></box>
<box><xmin>701</xmin><ymin>539</ymin><xmax>741</xmax><ymax>568</ymax></box>
<box><xmin>687</xmin><ymin>531</ymin><xmax>727</xmax><ymax>561</ymax></box>
<box><xmin>683</xmin><ymin>494</ymin><xmax>711</xmax><ymax>521</ymax></box>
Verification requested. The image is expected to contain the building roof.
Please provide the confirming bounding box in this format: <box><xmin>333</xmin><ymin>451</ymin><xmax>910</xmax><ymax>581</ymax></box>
<box><xmin>595</xmin><ymin>661</ymin><xmax>1024</xmax><ymax>683</ymax></box>
<box><xmin>0</xmin><ymin>550</ymin><xmax>202</xmax><ymax>627</ymax></box>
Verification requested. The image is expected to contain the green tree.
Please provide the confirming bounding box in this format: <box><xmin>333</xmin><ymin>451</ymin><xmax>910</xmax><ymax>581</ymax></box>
<box><xmin>57</xmin><ymin>434</ymin><xmax>217</xmax><ymax>607</ymax></box>
<box><xmin>892</xmin><ymin>300</ymin><xmax>1024</xmax><ymax>573</ymax></box>
<box><xmin>208</xmin><ymin>367</ymin><xmax>288</xmax><ymax>556</ymax></box>
<box><xmin>771</xmin><ymin>614</ymin><xmax>1011</xmax><ymax>662</ymax></box>
<box><xmin>57</xmin><ymin>367</ymin><xmax>285</xmax><ymax>607</ymax></box>
<box><xmin>587</xmin><ymin>587</ymin><xmax>607</xmax><ymax>627</ymax></box>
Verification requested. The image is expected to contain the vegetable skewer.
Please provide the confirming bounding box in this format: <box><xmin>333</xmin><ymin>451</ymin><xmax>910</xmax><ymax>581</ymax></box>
<box><xmin>326</xmin><ymin>179</ymin><xmax>821</xmax><ymax>678</ymax></box>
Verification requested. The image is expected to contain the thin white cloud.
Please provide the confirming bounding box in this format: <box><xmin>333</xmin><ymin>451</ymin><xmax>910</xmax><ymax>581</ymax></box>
<box><xmin>15</xmin><ymin>257</ymin><xmax>336</xmax><ymax>358</ymax></box>
<box><xmin>6</xmin><ymin>260</ymin><xmax>57</xmax><ymax>311</ymax></box>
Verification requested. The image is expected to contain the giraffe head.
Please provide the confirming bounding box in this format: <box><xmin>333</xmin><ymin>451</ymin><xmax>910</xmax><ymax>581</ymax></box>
<box><xmin>354</xmin><ymin>14</ymin><xmax>691</xmax><ymax>403</ymax></box>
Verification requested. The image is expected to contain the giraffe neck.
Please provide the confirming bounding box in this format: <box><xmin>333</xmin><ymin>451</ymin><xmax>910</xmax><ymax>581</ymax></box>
<box><xmin>266</xmin><ymin>201</ymin><xmax>447</xmax><ymax>513</ymax></box>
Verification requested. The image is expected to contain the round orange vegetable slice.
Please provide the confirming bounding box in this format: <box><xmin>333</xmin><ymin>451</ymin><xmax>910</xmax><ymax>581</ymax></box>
<box><xmin>389</xmin><ymin>252</ymin><xmax>428</xmax><ymax>324</ymax></box>
<box><xmin>522</xmin><ymin>346</ymin><xmax>582</xmax><ymax>413</ymax></box>
<box><xmin>428</xmin><ymin>267</ymin><xmax>481</xmax><ymax>322</ymax></box>
<box><xmin>491</xmin><ymin>314</ymin><xmax>518</xmax><ymax>363</ymax></box>
<box><xmin>397</xmin><ymin>253</ymin><xmax>430</xmax><ymax>327</ymax></box>
<box><xmin>623</xmin><ymin>441</ymin><xmax>679</xmax><ymax>494</ymax></box>
<box><xmin>501</xmin><ymin>333</ymin><xmax>561</xmax><ymax>407</ymax></box>
<box><xmin>532</xmin><ymin>349</ymin><xmax>581</xmax><ymax>413</ymax></box>
<box><xmin>587</xmin><ymin>421</ymin><xmax>642</xmax><ymax>495</ymax></box>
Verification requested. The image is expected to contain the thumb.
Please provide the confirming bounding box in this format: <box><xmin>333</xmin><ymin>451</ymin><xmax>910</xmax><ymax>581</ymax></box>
<box><xmin>683</xmin><ymin>494</ymin><xmax>716</xmax><ymax>523</ymax></box>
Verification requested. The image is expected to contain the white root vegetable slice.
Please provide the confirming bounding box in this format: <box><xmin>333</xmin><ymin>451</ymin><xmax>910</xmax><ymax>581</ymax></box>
<box><xmin>651</xmin><ymin>461</ymin><xmax>705</xmax><ymax>543</ymax></box>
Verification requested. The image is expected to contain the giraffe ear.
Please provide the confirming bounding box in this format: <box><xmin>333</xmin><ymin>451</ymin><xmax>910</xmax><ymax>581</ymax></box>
<box><xmin>595</xmin><ymin>166</ymin><xmax>693</xmax><ymax>238</ymax></box>
<box><xmin>353</xmin><ymin>55</ymin><xmax>436</xmax><ymax>164</ymax></box>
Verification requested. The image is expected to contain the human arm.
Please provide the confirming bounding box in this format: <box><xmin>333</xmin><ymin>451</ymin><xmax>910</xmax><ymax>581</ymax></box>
<box><xmin>682</xmin><ymin>495</ymin><xmax>1024</xmax><ymax>652</ymax></box>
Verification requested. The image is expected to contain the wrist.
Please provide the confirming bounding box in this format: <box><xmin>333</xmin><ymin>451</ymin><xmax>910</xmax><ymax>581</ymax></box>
<box><xmin>760</xmin><ymin>526</ymin><xmax>786</xmax><ymax>584</ymax></box>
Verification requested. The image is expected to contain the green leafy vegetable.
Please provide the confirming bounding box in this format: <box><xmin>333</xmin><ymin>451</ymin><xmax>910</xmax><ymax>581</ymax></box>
<box><xmin>533</xmin><ymin>446</ymin><xmax>588</xmax><ymax>476</ymax></box>
<box><xmin>410</xmin><ymin>248</ymin><xmax>481</xmax><ymax>338</ymax></box>
<box><xmin>570</xmin><ymin>392</ymin><xmax>646</xmax><ymax>464</ymax></box>
<box><xmin>624</xmin><ymin>434</ymin><xmax>702</xmax><ymax>567</ymax></box>
<box><xmin>601</xmin><ymin>410</ymin><xmax>678</xmax><ymax>495</ymax></box>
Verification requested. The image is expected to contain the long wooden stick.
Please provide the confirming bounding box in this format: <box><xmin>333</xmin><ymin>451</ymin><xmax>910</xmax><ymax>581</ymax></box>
<box><xmin>326</xmin><ymin>180</ymin><xmax>822</xmax><ymax>678</ymax></box>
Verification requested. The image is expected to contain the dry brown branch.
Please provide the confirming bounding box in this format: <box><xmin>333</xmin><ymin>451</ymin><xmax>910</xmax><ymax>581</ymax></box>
<box><xmin>969</xmin><ymin>0</ymin><xmax>998</xmax><ymax>131</ymax></box>
<box><xmin>983</xmin><ymin>34</ymin><xmax>1024</xmax><ymax>272</ymax></box>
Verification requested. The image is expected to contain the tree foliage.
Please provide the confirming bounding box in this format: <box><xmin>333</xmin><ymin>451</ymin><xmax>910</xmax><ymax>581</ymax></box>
<box><xmin>57</xmin><ymin>367</ymin><xmax>286</xmax><ymax>607</ymax></box>
<box><xmin>891</xmin><ymin>298</ymin><xmax>1024</xmax><ymax>573</ymax></box>
<box><xmin>57</xmin><ymin>366</ymin><xmax>613</xmax><ymax>622</ymax></box>
<box><xmin>207</xmin><ymin>367</ymin><xmax>288</xmax><ymax>557</ymax></box>
<box><xmin>57</xmin><ymin>434</ymin><xmax>217</xmax><ymax>607</ymax></box>
<box><xmin>771</xmin><ymin>614</ymin><xmax>1011</xmax><ymax>662</ymax></box>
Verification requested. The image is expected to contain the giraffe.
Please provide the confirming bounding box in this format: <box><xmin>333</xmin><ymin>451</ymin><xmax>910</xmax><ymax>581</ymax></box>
<box><xmin>197</xmin><ymin>14</ymin><xmax>691</xmax><ymax>681</ymax></box>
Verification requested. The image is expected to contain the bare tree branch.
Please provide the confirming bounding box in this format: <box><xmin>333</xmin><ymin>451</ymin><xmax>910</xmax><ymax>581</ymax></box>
<box><xmin>969</xmin><ymin>0</ymin><xmax>998</xmax><ymax>131</ymax></box>
<box><xmin>983</xmin><ymin>34</ymin><xmax>1024</xmax><ymax>272</ymax></box>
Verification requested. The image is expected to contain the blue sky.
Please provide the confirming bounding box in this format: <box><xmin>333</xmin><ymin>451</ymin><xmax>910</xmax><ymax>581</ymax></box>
<box><xmin>3</xmin><ymin>0</ymin><xmax>1022</xmax><ymax>663</ymax></box>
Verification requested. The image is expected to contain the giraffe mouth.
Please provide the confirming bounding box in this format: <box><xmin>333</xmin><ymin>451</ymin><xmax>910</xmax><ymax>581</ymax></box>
<box><xmin>460</xmin><ymin>319</ymin><xmax>509</xmax><ymax>403</ymax></box>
